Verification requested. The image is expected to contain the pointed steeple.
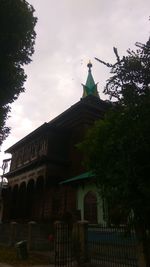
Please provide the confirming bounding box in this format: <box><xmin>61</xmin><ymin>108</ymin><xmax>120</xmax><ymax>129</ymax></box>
<box><xmin>82</xmin><ymin>61</ymin><xmax>99</xmax><ymax>98</ymax></box>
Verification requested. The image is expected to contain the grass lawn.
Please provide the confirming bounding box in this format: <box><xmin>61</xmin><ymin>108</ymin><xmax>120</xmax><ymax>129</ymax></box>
<box><xmin>0</xmin><ymin>245</ymin><xmax>50</xmax><ymax>266</ymax></box>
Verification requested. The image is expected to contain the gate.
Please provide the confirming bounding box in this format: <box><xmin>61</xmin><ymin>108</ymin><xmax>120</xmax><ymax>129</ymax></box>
<box><xmin>88</xmin><ymin>225</ymin><xmax>138</xmax><ymax>267</ymax></box>
<box><xmin>55</xmin><ymin>222</ymin><xmax>73</xmax><ymax>267</ymax></box>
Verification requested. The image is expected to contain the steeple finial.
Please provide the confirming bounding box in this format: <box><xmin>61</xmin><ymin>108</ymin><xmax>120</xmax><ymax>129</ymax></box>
<box><xmin>87</xmin><ymin>60</ymin><xmax>92</xmax><ymax>71</ymax></box>
<box><xmin>82</xmin><ymin>61</ymin><xmax>99</xmax><ymax>98</ymax></box>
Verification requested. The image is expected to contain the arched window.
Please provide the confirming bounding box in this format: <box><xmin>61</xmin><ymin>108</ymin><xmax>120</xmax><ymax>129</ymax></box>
<box><xmin>84</xmin><ymin>191</ymin><xmax>97</xmax><ymax>224</ymax></box>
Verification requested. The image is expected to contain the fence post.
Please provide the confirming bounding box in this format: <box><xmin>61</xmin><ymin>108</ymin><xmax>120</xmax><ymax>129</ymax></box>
<box><xmin>136</xmin><ymin>241</ymin><xmax>146</xmax><ymax>267</ymax></box>
<box><xmin>9</xmin><ymin>221</ymin><xmax>17</xmax><ymax>246</ymax></box>
<box><xmin>73</xmin><ymin>221</ymin><xmax>89</xmax><ymax>265</ymax></box>
<box><xmin>28</xmin><ymin>221</ymin><xmax>36</xmax><ymax>250</ymax></box>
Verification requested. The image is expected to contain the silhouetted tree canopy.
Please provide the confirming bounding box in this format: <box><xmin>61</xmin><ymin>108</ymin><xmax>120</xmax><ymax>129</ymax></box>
<box><xmin>0</xmin><ymin>0</ymin><xmax>37</xmax><ymax>146</ymax></box>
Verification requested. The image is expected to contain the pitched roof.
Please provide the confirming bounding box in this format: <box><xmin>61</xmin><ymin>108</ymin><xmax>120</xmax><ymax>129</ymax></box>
<box><xmin>5</xmin><ymin>95</ymin><xmax>109</xmax><ymax>153</ymax></box>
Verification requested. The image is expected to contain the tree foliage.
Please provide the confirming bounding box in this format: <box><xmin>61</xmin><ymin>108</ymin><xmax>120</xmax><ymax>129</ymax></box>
<box><xmin>80</xmin><ymin>38</ymin><xmax>150</xmax><ymax>264</ymax></box>
<box><xmin>0</xmin><ymin>0</ymin><xmax>37</xmax><ymax>146</ymax></box>
<box><xmin>95</xmin><ymin>39</ymin><xmax>150</xmax><ymax>102</ymax></box>
<box><xmin>81</xmin><ymin>37</ymin><xmax>150</xmax><ymax>226</ymax></box>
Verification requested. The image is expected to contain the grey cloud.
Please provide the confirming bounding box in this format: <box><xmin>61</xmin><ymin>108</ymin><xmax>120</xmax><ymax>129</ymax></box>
<box><xmin>0</xmin><ymin>0</ymin><xmax>150</xmax><ymax>159</ymax></box>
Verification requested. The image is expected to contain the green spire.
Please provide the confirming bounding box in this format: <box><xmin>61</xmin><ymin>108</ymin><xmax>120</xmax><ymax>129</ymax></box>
<box><xmin>82</xmin><ymin>61</ymin><xmax>99</xmax><ymax>98</ymax></box>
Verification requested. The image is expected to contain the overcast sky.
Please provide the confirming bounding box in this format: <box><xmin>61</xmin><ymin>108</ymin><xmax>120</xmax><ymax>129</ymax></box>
<box><xmin>0</xmin><ymin>0</ymin><xmax>150</xmax><ymax>167</ymax></box>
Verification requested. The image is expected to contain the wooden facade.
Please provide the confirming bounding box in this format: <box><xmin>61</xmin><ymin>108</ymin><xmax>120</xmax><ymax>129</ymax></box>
<box><xmin>2</xmin><ymin>64</ymin><xmax>110</xmax><ymax>223</ymax></box>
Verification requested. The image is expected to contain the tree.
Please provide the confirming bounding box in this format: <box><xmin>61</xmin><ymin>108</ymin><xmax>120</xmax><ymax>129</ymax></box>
<box><xmin>80</xmin><ymin>38</ymin><xmax>150</xmax><ymax>265</ymax></box>
<box><xmin>0</xmin><ymin>0</ymin><xmax>37</xmax><ymax>146</ymax></box>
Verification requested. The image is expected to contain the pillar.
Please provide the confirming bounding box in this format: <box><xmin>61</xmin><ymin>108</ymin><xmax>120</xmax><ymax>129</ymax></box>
<box><xmin>73</xmin><ymin>220</ymin><xmax>89</xmax><ymax>265</ymax></box>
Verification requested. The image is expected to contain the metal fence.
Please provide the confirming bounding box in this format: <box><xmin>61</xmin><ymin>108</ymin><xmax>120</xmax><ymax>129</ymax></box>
<box><xmin>88</xmin><ymin>224</ymin><xmax>138</xmax><ymax>267</ymax></box>
<box><xmin>55</xmin><ymin>222</ymin><xmax>73</xmax><ymax>267</ymax></box>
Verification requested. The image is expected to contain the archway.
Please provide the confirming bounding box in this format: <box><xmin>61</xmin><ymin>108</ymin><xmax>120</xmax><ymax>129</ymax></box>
<box><xmin>18</xmin><ymin>182</ymin><xmax>26</xmax><ymax>220</ymax></box>
<box><xmin>10</xmin><ymin>184</ymin><xmax>19</xmax><ymax>220</ymax></box>
<box><xmin>34</xmin><ymin>176</ymin><xmax>44</xmax><ymax>221</ymax></box>
<box><xmin>26</xmin><ymin>179</ymin><xmax>35</xmax><ymax>220</ymax></box>
<box><xmin>84</xmin><ymin>191</ymin><xmax>97</xmax><ymax>224</ymax></box>
<box><xmin>2</xmin><ymin>186</ymin><xmax>12</xmax><ymax>221</ymax></box>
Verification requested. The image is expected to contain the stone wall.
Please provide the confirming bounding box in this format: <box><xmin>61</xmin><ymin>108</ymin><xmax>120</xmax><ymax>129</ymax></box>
<box><xmin>0</xmin><ymin>222</ymin><xmax>53</xmax><ymax>251</ymax></box>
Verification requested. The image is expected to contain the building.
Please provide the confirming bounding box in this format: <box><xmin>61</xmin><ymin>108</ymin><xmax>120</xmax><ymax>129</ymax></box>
<box><xmin>2</xmin><ymin>62</ymin><xmax>109</xmax><ymax>224</ymax></box>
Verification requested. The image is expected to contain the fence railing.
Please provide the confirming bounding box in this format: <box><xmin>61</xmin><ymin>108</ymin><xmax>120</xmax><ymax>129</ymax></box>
<box><xmin>0</xmin><ymin>221</ymin><xmax>141</xmax><ymax>267</ymax></box>
<box><xmin>88</xmin><ymin>224</ymin><xmax>138</xmax><ymax>267</ymax></box>
<box><xmin>54</xmin><ymin>221</ymin><xmax>139</xmax><ymax>267</ymax></box>
<box><xmin>55</xmin><ymin>222</ymin><xmax>73</xmax><ymax>267</ymax></box>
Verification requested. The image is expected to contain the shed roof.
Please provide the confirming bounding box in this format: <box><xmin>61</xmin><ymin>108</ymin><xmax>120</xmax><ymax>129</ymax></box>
<box><xmin>60</xmin><ymin>171</ymin><xmax>94</xmax><ymax>184</ymax></box>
